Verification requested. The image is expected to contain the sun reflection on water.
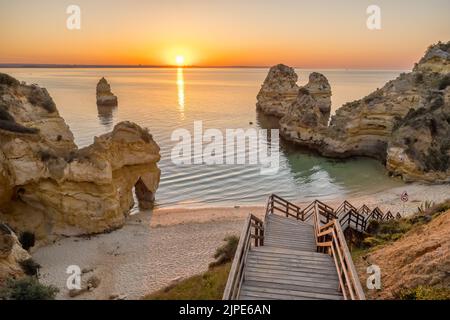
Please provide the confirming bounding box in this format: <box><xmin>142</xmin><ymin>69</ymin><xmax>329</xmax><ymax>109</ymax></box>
<box><xmin>177</xmin><ymin>67</ymin><xmax>185</xmax><ymax>119</ymax></box>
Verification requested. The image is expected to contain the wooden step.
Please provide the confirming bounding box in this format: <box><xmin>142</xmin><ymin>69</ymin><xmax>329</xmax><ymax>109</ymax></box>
<box><xmin>245</xmin><ymin>264</ymin><xmax>339</xmax><ymax>280</ymax></box>
<box><xmin>262</xmin><ymin>243</ymin><xmax>316</xmax><ymax>251</ymax></box>
<box><xmin>244</xmin><ymin>270</ymin><xmax>339</xmax><ymax>286</ymax></box>
<box><xmin>243</xmin><ymin>279</ymin><xmax>341</xmax><ymax>296</ymax></box>
<box><xmin>247</xmin><ymin>256</ymin><xmax>335</xmax><ymax>269</ymax></box>
<box><xmin>253</xmin><ymin>246</ymin><xmax>325</xmax><ymax>257</ymax></box>
<box><xmin>239</xmin><ymin>285</ymin><xmax>343</xmax><ymax>300</ymax></box>
<box><xmin>249</xmin><ymin>250</ymin><xmax>332</xmax><ymax>262</ymax></box>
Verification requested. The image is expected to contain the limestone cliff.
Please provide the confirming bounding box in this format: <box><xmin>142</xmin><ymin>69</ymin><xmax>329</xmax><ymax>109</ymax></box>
<box><xmin>0</xmin><ymin>73</ymin><xmax>160</xmax><ymax>239</ymax></box>
<box><xmin>96</xmin><ymin>77</ymin><xmax>118</xmax><ymax>107</ymax></box>
<box><xmin>277</xmin><ymin>41</ymin><xmax>450</xmax><ymax>182</ymax></box>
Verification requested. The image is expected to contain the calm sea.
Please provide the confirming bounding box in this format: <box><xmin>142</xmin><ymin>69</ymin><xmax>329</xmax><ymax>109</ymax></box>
<box><xmin>1</xmin><ymin>68</ymin><xmax>405</xmax><ymax>208</ymax></box>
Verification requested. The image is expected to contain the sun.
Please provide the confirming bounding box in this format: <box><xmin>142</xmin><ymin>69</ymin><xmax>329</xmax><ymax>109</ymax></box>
<box><xmin>175</xmin><ymin>55</ymin><xmax>185</xmax><ymax>66</ymax></box>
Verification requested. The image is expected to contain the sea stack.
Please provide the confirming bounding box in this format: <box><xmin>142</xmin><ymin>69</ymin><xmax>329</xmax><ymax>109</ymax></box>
<box><xmin>96</xmin><ymin>77</ymin><xmax>118</xmax><ymax>106</ymax></box>
<box><xmin>257</xmin><ymin>65</ymin><xmax>332</xmax><ymax>119</ymax></box>
<box><xmin>256</xmin><ymin>64</ymin><xmax>299</xmax><ymax>117</ymax></box>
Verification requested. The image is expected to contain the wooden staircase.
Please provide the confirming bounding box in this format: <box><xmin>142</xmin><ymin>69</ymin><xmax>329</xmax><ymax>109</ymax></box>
<box><xmin>223</xmin><ymin>194</ymin><xmax>402</xmax><ymax>301</ymax></box>
<box><xmin>240</xmin><ymin>215</ymin><xmax>342</xmax><ymax>300</ymax></box>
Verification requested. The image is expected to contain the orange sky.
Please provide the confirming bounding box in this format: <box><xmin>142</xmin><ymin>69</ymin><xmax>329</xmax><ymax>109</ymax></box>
<box><xmin>1</xmin><ymin>0</ymin><xmax>449</xmax><ymax>69</ymax></box>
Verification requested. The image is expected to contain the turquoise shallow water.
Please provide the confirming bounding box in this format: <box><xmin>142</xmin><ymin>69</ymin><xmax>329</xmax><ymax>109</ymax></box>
<box><xmin>1</xmin><ymin>68</ymin><xmax>405</xmax><ymax>208</ymax></box>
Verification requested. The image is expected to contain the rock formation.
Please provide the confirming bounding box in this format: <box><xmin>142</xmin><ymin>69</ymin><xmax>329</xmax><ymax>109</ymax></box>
<box><xmin>256</xmin><ymin>65</ymin><xmax>332</xmax><ymax>119</ymax></box>
<box><xmin>280</xmin><ymin>88</ymin><xmax>330</xmax><ymax>133</ymax></box>
<box><xmin>303</xmin><ymin>72</ymin><xmax>332</xmax><ymax>119</ymax></box>
<box><xmin>0</xmin><ymin>223</ymin><xmax>30</xmax><ymax>284</ymax></box>
<box><xmin>386</xmin><ymin>88</ymin><xmax>450</xmax><ymax>182</ymax></box>
<box><xmin>276</xmin><ymin>41</ymin><xmax>450</xmax><ymax>182</ymax></box>
<box><xmin>0</xmin><ymin>73</ymin><xmax>160</xmax><ymax>239</ymax></box>
<box><xmin>256</xmin><ymin>64</ymin><xmax>299</xmax><ymax>117</ymax></box>
<box><xmin>96</xmin><ymin>77</ymin><xmax>118</xmax><ymax>107</ymax></box>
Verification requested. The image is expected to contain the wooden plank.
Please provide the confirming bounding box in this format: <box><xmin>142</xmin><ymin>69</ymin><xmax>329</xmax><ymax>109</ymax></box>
<box><xmin>246</xmin><ymin>260</ymin><xmax>337</xmax><ymax>273</ymax></box>
<box><xmin>247</xmin><ymin>257</ymin><xmax>335</xmax><ymax>268</ymax></box>
<box><xmin>263</xmin><ymin>244</ymin><xmax>316</xmax><ymax>251</ymax></box>
<box><xmin>244</xmin><ymin>280</ymin><xmax>341</xmax><ymax>295</ymax></box>
<box><xmin>244</xmin><ymin>273</ymin><xmax>340</xmax><ymax>289</ymax></box>
<box><xmin>240</xmin><ymin>285</ymin><xmax>343</xmax><ymax>300</ymax></box>
<box><xmin>250</xmin><ymin>250</ymin><xmax>332</xmax><ymax>261</ymax></box>
<box><xmin>253</xmin><ymin>246</ymin><xmax>323</xmax><ymax>256</ymax></box>
<box><xmin>264</xmin><ymin>235</ymin><xmax>314</xmax><ymax>242</ymax></box>
<box><xmin>264</xmin><ymin>238</ymin><xmax>316</xmax><ymax>246</ymax></box>
<box><xmin>245</xmin><ymin>265</ymin><xmax>339</xmax><ymax>280</ymax></box>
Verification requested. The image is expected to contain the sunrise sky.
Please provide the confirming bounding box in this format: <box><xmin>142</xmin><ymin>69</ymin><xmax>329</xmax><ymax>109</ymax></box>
<box><xmin>1</xmin><ymin>0</ymin><xmax>449</xmax><ymax>69</ymax></box>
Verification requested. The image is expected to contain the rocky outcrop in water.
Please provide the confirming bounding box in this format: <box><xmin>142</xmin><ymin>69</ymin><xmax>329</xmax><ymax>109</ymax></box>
<box><xmin>256</xmin><ymin>65</ymin><xmax>332</xmax><ymax>119</ymax></box>
<box><xmin>256</xmin><ymin>64</ymin><xmax>299</xmax><ymax>117</ymax></box>
<box><xmin>0</xmin><ymin>73</ymin><xmax>160</xmax><ymax>239</ymax></box>
<box><xmin>96</xmin><ymin>77</ymin><xmax>118</xmax><ymax>107</ymax></box>
<box><xmin>277</xmin><ymin>41</ymin><xmax>450</xmax><ymax>182</ymax></box>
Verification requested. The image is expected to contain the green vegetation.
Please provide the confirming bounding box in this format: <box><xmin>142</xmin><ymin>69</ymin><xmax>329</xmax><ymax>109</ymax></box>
<box><xmin>209</xmin><ymin>235</ymin><xmax>239</xmax><ymax>268</ymax></box>
<box><xmin>395</xmin><ymin>286</ymin><xmax>450</xmax><ymax>300</ymax></box>
<box><xmin>145</xmin><ymin>263</ymin><xmax>231</xmax><ymax>300</ymax></box>
<box><xmin>145</xmin><ymin>236</ymin><xmax>239</xmax><ymax>300</ymax></box>
<box><xmin>356</xmin><ymin>199</ymin><xmax>450</xmax><ymax>251</ymax></box>
<box><xmin>0</xmin><ymin>277</ymin><xmax>58</xmax><ymax>300</ymax></box>
<box><xmin>19</xmin><ymin>259</ymin><xmax>41</xmax><ymax>277</ymax></box>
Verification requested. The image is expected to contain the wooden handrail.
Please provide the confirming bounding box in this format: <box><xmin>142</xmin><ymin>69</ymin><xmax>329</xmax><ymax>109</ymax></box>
<box><xmin>223</xmin><ymin>214</ymin><xmax>264</xmax><ymax>300</ymax></box>
<box><xmin>317</xmin><ymin>221</ymin><xmax>366</xmax><ymax>300</ymax></box>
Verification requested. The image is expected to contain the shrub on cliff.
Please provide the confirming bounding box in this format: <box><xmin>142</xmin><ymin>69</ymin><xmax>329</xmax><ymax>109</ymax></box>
<box><xmin>19</xmin><ymin>258</ymin><xmax>41</xmax><ymax>277</ymax></box>
<box><xmin>395</xmin><ymin>286</ymin><xmax>450</xmax><ymax>300</ymax></box>
<box><xmin>209</xmin><ymin>235</ymin><xmax>239</xmax><ymax>268</ymax></box>
<box><xmin>26</xmin><ymin>87</ymin><xmax>57</xmax><ymax>113</ymax></box>
<box><xmin>0</xmin><ymin>277</ymin><xmax>58</xmax><ymax>300</ymax></box>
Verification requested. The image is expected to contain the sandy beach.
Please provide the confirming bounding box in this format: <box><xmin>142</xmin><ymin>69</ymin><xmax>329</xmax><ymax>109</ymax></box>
<box><xmin>33</xmin><ymin>183</ymin><xmax>450</xmax><ymax>300</ymax></box>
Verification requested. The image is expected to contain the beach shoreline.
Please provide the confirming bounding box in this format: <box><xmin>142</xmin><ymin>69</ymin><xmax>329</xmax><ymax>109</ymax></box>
<box><xmin>33</xmin><ymin>183</ymin><xmax>450</xmax><ymax>300</ymax></box>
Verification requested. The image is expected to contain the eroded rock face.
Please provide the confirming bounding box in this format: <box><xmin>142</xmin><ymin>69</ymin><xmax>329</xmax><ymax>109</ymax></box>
<box><xmin>256</xmin><ymin>64</ymin><xmax>299</xmax><ymax>117</ymax></box>
<box><xmin>386</xmin><ymin>88</ymin><xmax>450</xmax><ymax>182</ymax></box>
<box><xmin>0</xmin><ymin>223</ymin><xmax>30</xmax><ymax>284</ymax></box>
<box><xmin>96</xmin><ymin>77</ymin><xmax>118</xmax><ymax>107</ymax></box>
<box><xmin>278</xmin><ymin>41</ymin><xmax>450</xmax><ymax>182</ymax></box>
<box><xmin>280</xmin><ymin>88</ymin><xmax>329</xmax><ymax>135</ymax></box>
<box><xmin>0</xmin><ymin>74</ymin><xmax>160</xmax><ymax>238</ymax></box>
